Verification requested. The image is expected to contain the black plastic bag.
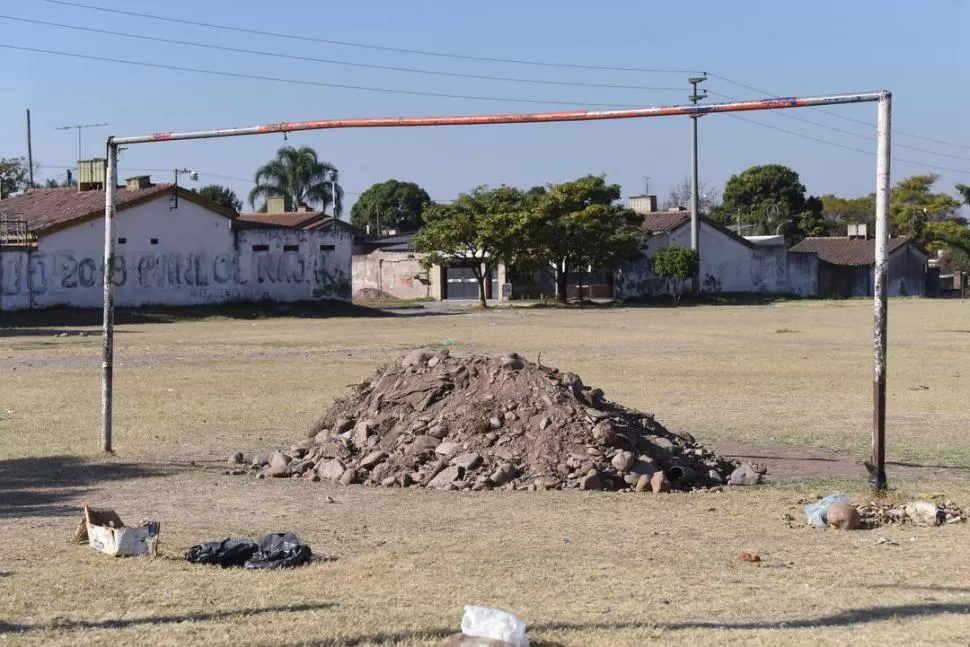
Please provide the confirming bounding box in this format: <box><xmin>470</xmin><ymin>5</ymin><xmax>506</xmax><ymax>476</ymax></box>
<box><xmin>185</xmin><ymin>538</ymin><xmax>258</xmax><ymax>567</ymax></box>
<box><xmin>243</xmin><ymin>532</ymin><xmax>312</xmax><ymax>569</ymax></box>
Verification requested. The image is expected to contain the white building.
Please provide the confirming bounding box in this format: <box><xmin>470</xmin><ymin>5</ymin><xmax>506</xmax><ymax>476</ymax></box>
<box><xmin>0</xmin><ymin>174</ymin><xmax>352</xmax><ymax>311</ymax></box>
<box><xmin>616</xmin><ymin>196</ymin><xmax>818</xmax><ymax>299</ymax></box>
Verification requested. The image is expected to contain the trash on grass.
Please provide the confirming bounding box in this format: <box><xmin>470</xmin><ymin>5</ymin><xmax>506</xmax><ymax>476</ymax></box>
<box><xmin>460</xmin><ymin>605</ymin><xmax>529</xmax><ymax>647</ymax></box>
<box><xmin>904</xmin><ymin>500</ymin><xmax>946</xmax><ymax>526</ymax></box>
<box><xmin>75</xmin><ymin>504</ymin><xmax>160</xmax><ymax>557</ymax></box>
<box><xmin>804</xmin><ymin>493</ymin><xmax>850</xmax><ymax>528</ymax></box>
<box><xmin>185</xmin><ymin>532</ymin><xmax>312</xmax><ymax>569</ymax></box>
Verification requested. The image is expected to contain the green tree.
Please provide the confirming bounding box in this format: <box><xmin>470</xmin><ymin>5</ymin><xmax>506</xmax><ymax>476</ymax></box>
<box><xmin>349</xmin><ymin>180</ymin><xmax>431</xmax><ymax>233</ymax></box>
<box><xmin>195</xmin><ymin>184</ymin><xmax>242</xmax><ymax>212</ymax></box>
<box><xmin>248</xmin><ymin>146</ymin><xmax>342</xmax><ymax>216</ymax></box>
<box><xmin>889</xmin><ymin>175</ymin><xmax>962</xmax><ymax>239</ymax></box>
<box><xmin>0</xmin><ymin>157</ymin><xmax>29</xmax><ymax>199</ymax></box>
<box><xmin>821</xmin><ymin>193</ymin><xmax>875</xmax><ymax>229</ymax></box>
<box><xmin>412</xmin><ymin>186</ymin><xmax>530</xmax><ymax>308</ymax></box>
<box><xmin>524</xmin><ymin>175</ymin><xmax>646</xmax><ymax>303</ymax></box>
<box><xmin>652</xmin><ymin>245</ymin><xmax>699</xmax><ymax>305</ymax></box>
<box><xmin>711</xmin><ymin>164</ymin><xmax>822</xmax><ymax>243</ymax></box>
<box><xmin>955</xmin><ymin>183</ymin><xmax>970</xmax><ymax>206</ymax></box>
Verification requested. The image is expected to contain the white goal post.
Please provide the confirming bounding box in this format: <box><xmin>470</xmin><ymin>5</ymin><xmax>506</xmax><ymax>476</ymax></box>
<box><xmin>101</xmin><ymin>91</ymin><xmax>892</xmax><ymax>489</ymax></box>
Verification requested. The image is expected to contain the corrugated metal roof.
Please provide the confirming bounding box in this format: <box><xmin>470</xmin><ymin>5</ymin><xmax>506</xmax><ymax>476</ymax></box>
<box><xmin>789</xmin><ymin>236</ymin><xmax>916</xmax><ymax>266</ymax></box>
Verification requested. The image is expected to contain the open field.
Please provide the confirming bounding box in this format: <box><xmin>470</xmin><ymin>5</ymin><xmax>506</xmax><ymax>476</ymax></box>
<box><xmin>2</xmin><ymin>299</ymin><xmax>969</xmax><ymax>645</ymax></box>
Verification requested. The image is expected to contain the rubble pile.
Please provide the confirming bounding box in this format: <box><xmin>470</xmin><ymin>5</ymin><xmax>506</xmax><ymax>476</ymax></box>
<box><xmin>248</xmin><ymin>349</ymin><xmax>755</xmax><ymax>492</ymax></box>
<box><xmin>857</xmin><ymin>499</ymin><xmax>966</xmax><ymax>528</ymax></box>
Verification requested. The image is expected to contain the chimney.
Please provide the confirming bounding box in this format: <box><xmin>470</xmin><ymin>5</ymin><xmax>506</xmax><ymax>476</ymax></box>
<box><xmin>125</xmin><ymin>175</ymin><xmax>153</xmax><ymax>190</ymax></box>
<box><xmin>76</xmin><ymin>158</ymin><xmax>106</xmax><ymax>192</ymax></box>
<box><xmin>266</xmin><ymin>195</ymin><xmax>293</xmax><ymax>213</ymax></box>
<box><xmin>629</xmin><ymin>194</ymin><xmax>658</xmax><ymax>215</ymax></box>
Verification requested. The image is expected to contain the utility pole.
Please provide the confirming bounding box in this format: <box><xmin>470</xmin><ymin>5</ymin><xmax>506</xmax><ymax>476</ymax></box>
<box><xmin>56</xmin><ymin>122</ymin><xmax>108</xmax><ymax>161</ymax></box>
<box><xmin>688</xmin><ymin>74</ymin><xmax>707</xmax><ymax>295</ymax></box>
<box><xmin>26</xmin><ymin>109</ymin><xmax>34</xmax><ymax>188</ymax></box>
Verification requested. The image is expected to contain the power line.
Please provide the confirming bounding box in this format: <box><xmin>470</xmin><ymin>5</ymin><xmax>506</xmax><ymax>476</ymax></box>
<box><xmin>0</xmin><ymin>43</ymin><xmax>659</xmax><ymax>108</ymax></box>
<box><xmin>40</xmin><ymin>0</ymin><xmax>700</xmax><ymax>75</ymax></box>
<box><xmin>0</xmin><ymin>15</ymin><xmax>685</xmax><ymax>93</ymax></box>
<box><xmin>710</xmin><ymin>73</ymin><xmax>970</xmax><ymax>152</ymax></box>
<box><xmin>709</xmin><ymin>90</ymin><xmax>970</xmax><ymax>163</ymax></box>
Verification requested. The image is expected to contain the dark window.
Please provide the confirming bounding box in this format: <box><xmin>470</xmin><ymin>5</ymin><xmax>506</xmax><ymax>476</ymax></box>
<box><xmin>117</xmin><ymin>237</ymin><xmax>127</xmax><ymax>245</ymax></box>
<box><xmin>283</xmin><ymin>244</ymin><xmax>299</xmax><ymax>252</ymax></box>
<box><xmin>150</xmin><ymin>238</ymin><xmax>159</xmax><ymax>245</ymax></box>
<box><xmin>252</xmin><ymin>244</ymin><xmax>269</xmax><ymax>252</ymax></box>
<box><xmin>319</xmin><ymin>244</ymin><xmax>335</xmax><ymax>251</ymax></box>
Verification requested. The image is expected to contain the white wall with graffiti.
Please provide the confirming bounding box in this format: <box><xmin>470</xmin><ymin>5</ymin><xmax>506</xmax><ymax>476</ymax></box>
<box><xmin>0</xmin><ymin>196</ymin><xmax>352</xmax><ymax>311</ymax></box>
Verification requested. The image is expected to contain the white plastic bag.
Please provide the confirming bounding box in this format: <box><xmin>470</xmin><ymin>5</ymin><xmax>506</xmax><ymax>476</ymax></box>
<box><xmin>460</xmin><ymin>605</ymin><xmax>529</xmax><ymax>647</ymax></box>
<box><xmin>804</xmin><ymin>493</ymin><xmax>850</xmax><ymax>528</ymax></box>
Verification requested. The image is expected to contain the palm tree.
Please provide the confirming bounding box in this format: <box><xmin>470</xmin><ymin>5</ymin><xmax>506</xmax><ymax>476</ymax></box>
<box><xmin>248</xmin><ymin>146</ymin><xmax>343</xmax><ymax>217</ymax></box>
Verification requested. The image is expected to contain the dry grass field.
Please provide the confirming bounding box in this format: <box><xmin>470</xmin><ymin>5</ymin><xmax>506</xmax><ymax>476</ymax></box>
<box><xmin>1</xmin><ymin>299</ymin><xmax>969</xmax><ymax>646</ymax></box>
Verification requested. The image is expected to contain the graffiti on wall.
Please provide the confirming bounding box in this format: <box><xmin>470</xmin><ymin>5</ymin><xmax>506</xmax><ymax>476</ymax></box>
<box><xmin>1</xmin><ymin>250</ymin><xmax>350</xmax><ymax>299</ymax></box>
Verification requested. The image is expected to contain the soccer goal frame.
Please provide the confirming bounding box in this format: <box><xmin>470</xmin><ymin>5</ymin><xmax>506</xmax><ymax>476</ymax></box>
<box><xmin>101</xmin><ymin>91</ymin><xmax>892</xmax><ymax>489</ymax></box>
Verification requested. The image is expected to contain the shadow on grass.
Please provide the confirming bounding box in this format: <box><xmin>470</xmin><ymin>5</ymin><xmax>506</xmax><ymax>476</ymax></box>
<box><xmin>0</xmin><ymin>602</ymin><xmax>337</xmax><ymax>634</ymax></box>
<box><xmin>0</xmin><ymin>299</ymin><xmax>463</xmax><ymax>330</ymax></box>
<box><xmin>0</xmin><ymin>456</ymin><xmax>182</xmax><ymax>519</ymax></box>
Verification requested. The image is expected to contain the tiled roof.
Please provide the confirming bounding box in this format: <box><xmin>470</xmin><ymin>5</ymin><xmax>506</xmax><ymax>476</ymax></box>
<box><xmin>0</xmin><ymin>185</ymin><xmax>236</xmax><ymax>236</ymax></box>
<box><xmin>639</xmin><ymin>210</ymin><xmax>690</xmax><ymax>233</ymax></box>
<box><xmin>789</xmin><ymin>236</ymin><xmax>917</xmax><ymax>266</ymax></box>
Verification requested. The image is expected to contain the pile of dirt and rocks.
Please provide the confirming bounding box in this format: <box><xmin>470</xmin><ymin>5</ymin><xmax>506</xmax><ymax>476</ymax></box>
<box><xmin>242</xmin><ymin>349</ymin><xmax>761</xmax><ymax>492</ymax></box>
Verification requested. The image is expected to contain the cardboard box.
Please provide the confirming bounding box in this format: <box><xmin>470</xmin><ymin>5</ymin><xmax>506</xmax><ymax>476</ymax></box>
<box><xmin>75</xmin><ymin>505</ymin><xmax>160</xmax><ymax>557</ymax></box>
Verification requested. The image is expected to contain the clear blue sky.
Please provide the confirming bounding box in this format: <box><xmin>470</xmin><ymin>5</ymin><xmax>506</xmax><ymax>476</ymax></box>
<box><xmin>3</xmin><ymin>0</ymin><xmax>969</xmax><ymax>213</ymax></box>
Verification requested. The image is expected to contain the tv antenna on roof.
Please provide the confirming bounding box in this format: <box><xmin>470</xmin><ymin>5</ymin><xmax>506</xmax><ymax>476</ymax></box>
<box><xmin>56</xmin><ymin>122</ymin><xmax>108</xmax><ymax>161</ymax></box>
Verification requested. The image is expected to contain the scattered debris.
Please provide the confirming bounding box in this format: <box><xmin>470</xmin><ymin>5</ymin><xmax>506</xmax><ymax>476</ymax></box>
<box><xmin>457</xmin><ymin>606</ymin><xmax>529</xmax><ymax>647</ymax></box>
<box><xmin>245</xmin><ymin>350</ymin><xmax>742</xmax><ymax>493</ymax></box>
<box><xmin>737</xmin><ymin>552</ymin><xmax>761</xmax><ymax>563</ymax></box>
<box><xmin>874</xmin><ymin>537</ymin><xmax>898</xmax><ymax>546</ymax></box>
<box><xmin>185</xmin><ymin>532</ymin><xmax>313</xmax><ymax>569</ymax></box>
<box><xmin>75</xmin><ymin>504</ymin><xmax>160</xmax><ymax>557</ymax></box>
<box><xmin>904</xmin><ymin>500</ymin><xmax>947</xmax><ymax>526</ymax></box>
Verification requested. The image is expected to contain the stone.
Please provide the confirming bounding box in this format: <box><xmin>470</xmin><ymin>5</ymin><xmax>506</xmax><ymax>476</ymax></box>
<box><xmin>827</xmin><ymin>502</ymin><xmax>861</xmax><ymax>530</ymax></box>
<box><xmin>428</xmin><ymin>424</ymin><xmax>449</xmax><ymax>439</ymax></box>
<box><xmin>339</xmin><ymin>468</ymin><xmax>358</xmax><ymax>485</ymax></box>
<box><xmin>650</xmin><ymin>471</ymin><xmax>670</xmax><ymax>493</ymax></box>
<box><xmin>452</xmin><ymin>452</ymin><xmax>483</xmax><ymax>471</ymax></box>
<box><xmin>635</xmin><ymin>474</ymin><xmax>651</xmax><ymax>493</ymax></box>
<box><xmin>728</xmin><ymin>464</ymin><xmax>763</xmax><ymax>486</ymax></box>
<box><xmin>538</xmin><ymin>417</ymin><xmax>551</xmax><ymax>431</ymax></box>
<box><xmin>489</xmin><ymin>462</ymin><xmax>517</xmax><ymax>486</ymax></box>
<box><xmin>267</xmin><ymin>462</ymin><xmax>292</xmax><ymax>478</ymax></box>
<box><xmin>401</xmin><ymin>348</ymin><xmax>435</xmax><ymax>369</ymax></box>
<box><xmin>905</xmin><ymin>500</ymin><xmax>943</xmax><ymax>526</ymax></box>
<box><xmin>353</xmin><ymin>420</ymin><xmax>373</xmax><ymax>447</ymax></box>
<box><xmin>268</xmin><ymin>451</ymin><xmax>291</xmax><ymax>471</ymax></box>
<box><xmin>427</xmin><ymin>356</ymin><xmax>441</xmax><ymax>368</ymax></box>
<box><xmin>313</xmin><ymin>430</ymin><xmax>330</xmax><ymax>445</ymax></box>
<box><xmin>359</xmin><ymin>451</ymin><xmax>388</xmax><ymax>469</ymax></box>
<box><xmin>652</xmin><ymin>437</ymin><xmax>675</xmax><ymax>451</ymax></box>
<box><xmin>252</xmin><ymin>454</ymin><xmax>270</xmax><ymax>467</ymax></box>
<box><xmin>428</xmin><ymin>465</ymin><xmax>465</xmax><ymax>489</ymax></box>
<box><xmin>435</xmin><ymin>441</ymin><xmax>458</xmax><ymax>457</ymax></box>
<box><xmin>623</xmin><ymin>473</ymin><xmax>640</xmax><ymax>486</ymax></box>
<box><xmin>410</xmin><ymin>435</ymin><xmax>441</xmax><ymax>454</ymax></box>
<box><xmin>228</xmin><ymin>452</ymin><xmax>245</xmax><ymax>465</ymax></box>
<box><xmin>489</xmin><ymin>416</ymin><xmax>503</xmax><ymax>430</ymax></box>
<box><xmin>586</xmin><ymin>447</ymin><xmax>602</xmax><ymax>456</ymax></box>
<box><xmin>306</xmin><ymin>472</ymin><xmax>321</xmax><ymax>482</ymax></box>
<box><xmin>585</xmin><ymin>407</ymin><xmax>609</xmax><ymax>420</ymax></box>
<box><xmin>630</xmin><ymin>460</ymin><xmax>656</xmax><ymax>478</ymax></box>
<box><xmin>317</xmin><ymin>459</ymin><xmax>345</xmax><ymax>481</ymax></box>
<box><xmin>579</xmin><ymin>470</ymin><xmax>602</xmax><ymax>491</ymax></box>
<box><xmin>289</xmin><ymin>460</ymin><xmax>313</xmax><ymax>475</ymax></box>
<box><xmin>708</xmin><ymin>469</ymin><xmax>724</xmax><ymax>485</ymax></box>
<box><xmin>380</xmin><ymin>475</ymin><xmax>398</xmax><ymax>487</ymax></box>
<box><xmin>737</xmin><ymin>552</ymin><xmax>761</xmax><ymax>563</ymax></box>
<box><xmin>333</xmin><ymin>418</ymin><xmax>354</xmax><ymax>434</ymax></box>
<box><xmin>591</xmin><ymin>421</ymin><xmax>617</xmax><ymax>446</ymax></box>
<box><xmin>611</xmin><ymin>450</ymin><xmax>635</xmax><ymax>473</ymax></box>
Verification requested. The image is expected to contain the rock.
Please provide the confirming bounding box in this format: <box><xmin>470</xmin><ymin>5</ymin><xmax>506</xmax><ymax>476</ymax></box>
<box><xmin>489</xmin><ymin>462</ymin><xmax>517</xmax><ymax>486</ymax></box>
<box><xmin>650</xmin><ymin>471</ymin><xmax>670</xmax><ymax>493</ymax></box>
<box><xmin>428</xmin><ymin>465</ymin><xmax>465</xmax><ymax>489</ymax></box>
<box><xmin>338</xmin><ymin>468</ymin><xmax>358</xmax><ymax>485</ymax></box>
<box><xmin>290</xmin><ymin>460</ymin><xmax>313</xmax><ymax>475</ymax></box>
<box><xmin>427</xmin><ymin>424</ymin><xmax>449</xmax><ymax>439</ymax></box>
<box><xmin>401</xmin><ymin>348</ymin><xmax>435</xmax><ymax>369</ymax></box>
<box><xmin>827</xmin><ymin>502</ymin><xmax>861</xmax><ymax>530</ymax></box>
<box><xmin>489</xmin><ymin>416</ymin><xmax>503</xmax><ymax>430</ymax></box>
<box><xmin>427</xmin><ymin>356</ymin><xmax>441</xmax><ymax>368</ymax></box>
<box><xmin>727</xmin><ymin>463</ymin><xmax>763</xmax><ymax>486</ymax></box>
<box><xmin>452</xmin><ymin>452</ymin><xmax>483</xmax><ymax>471</ymax></box>
<box><xmin>353</xmin><ymin>420</ymin><xmax>373</xmax><ymax>447</ymax></box>
<box><xmin>435</xmin><ymin>441</ymin><xmax>458</xmax><ymax>457</ymax></box>
<box><xmin>410</xmin><ymin>435</ymin><xmax>441</xmax><ymax>454</ymax></box>
<box><xmin>333</xmin><ymin>418</ymin><xmax>354</xmax><ymax>434</ymax></box>
<box><xmin>538</xmin><ymin>417</ymin><xmax>551</xmax><ymax>431</ymax></box>
<box><xmin>252</xmin><ymin>454</ymin><xmax>270</xmax><ymax>467</ymax></box>
<box><xmin>708</xmin><ymin>469</ymin><xmax>724</xmax><ymax>485</ymax></box>
<box><xmin>905</xmin><ymin>500</ymin><xmax>944</xmax><ymax>526</ymax></box>
<box><xmin>269</xmin><ymin>451</ymin><xmax>291</xmax><ymax>471</ymax></box>
<box><xmin>228</xmin><ymin>452</ymin><xmax>245</xmax><ymax>465</ymax></box>
<box><xmin>359</xmin><ymin>451</ymin><xmax>388</xmax><ymax>469</ymax></box>
<box><xmin>630</xmin><ymin>460</ymin><xmax>656</xmax><ymax>478</ymax></box>
<box><xmin>306</xmin><ymin>472</ymin><xmax>321</xmax><ymax>482</ymax></box>
<box><xmin>314</xmin><ymin>430</ymin><xmax>330</xmax><ymax>445</ymax></box>
<box><xmin>317</xmin><ymin>459</ymin><xmax>346</xmax><ymax>481</ymax></box>
<box><xmin>579</xmin><ymin>470</ymin><xmax>602</xmax><ymax>491</ymax></box>
<box><xmin>591</xmin><ymin>421</ymin><xmax>617</xmax><ymax>445</ymax></box>
<box><xmin>611</xmin><ymin>451</ymin><xmax>635</xmax><ymax>473</ymax></box>
<box><xmin>635</xmin><ymin>474</ymin><xmax>651</xmax><ymax>493</ymax></box>
<box><xmin>737</xmin><ymin>552</ymin><xmax>761</xmax><ymax>563</ymax></box>
<box><xmin>267</xmin><ymin>462</ymin><xmax>292</xmax><ymax>478</ymax></box>
<box><xmin>380</xmin><ymin>475</ymin><xmax>398</xmax><ymax>487</ymax></box>
<box><xmin>652</xmin><ymin>437</ymin><xmax>675</xmax><ymax>451</ymax></box>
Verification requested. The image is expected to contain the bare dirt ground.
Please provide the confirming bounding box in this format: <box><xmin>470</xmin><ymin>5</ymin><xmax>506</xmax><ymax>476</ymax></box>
<box><xmin>2</xmin><ymin>299</ymin><xmax>970</xmax><ymax>646</ymax></box>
